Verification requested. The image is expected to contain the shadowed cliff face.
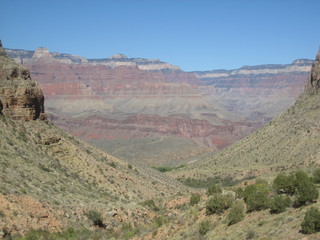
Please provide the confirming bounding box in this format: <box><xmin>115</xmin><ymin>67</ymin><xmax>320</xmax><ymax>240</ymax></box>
<box><xmin>0</xmin><ymin>42</ymin><xmax>45</xmax><ymax>120</ymax></box>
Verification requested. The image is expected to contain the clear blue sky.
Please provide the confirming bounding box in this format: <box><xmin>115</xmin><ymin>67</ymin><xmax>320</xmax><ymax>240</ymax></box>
<box><xmin>1</xmin><ymin>0</ymin><xmax>319</xmax><ymax>71</ymax></box>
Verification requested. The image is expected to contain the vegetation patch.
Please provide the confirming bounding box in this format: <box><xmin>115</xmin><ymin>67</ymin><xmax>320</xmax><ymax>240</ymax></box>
<box><xmin>189</xmin><ymin>193</ymin><xmax>201</xmax><ymax>206</ymax></box>
<box><xmin>199</xmin><ymin>219</ymin><xmax>211</xmax><ymax>236</ymax></box>
<box><xmin>301</xmin><ymin>207</ymin><xmax>320</xmax><ymax>234</ymax></box>
<box><xmin>151</xmin><ymin>165</ymin><xmax>185</xmax><ymax>173</ymax></box>
<box><xmin>141</xmin><ymin>199</ymin><xmax>159</xmax><ymax>211</ymax></box>
<box><xmin>179</xmin><ymin>175</ymin><xmax>253</xmax><ymax>188</ymax></box>
<box><xmin>85</xmin><ymin>210</ymin><xmax>105</xmax><ymax>228</ymax></box>
<box><xmin>227</xmin><ymin>202</ymin><xmax>245</xmax><ymax>225</ymax></box>
<box><xmin>206</xmin><ymin>193</ymin><xmax>234</xmax><ymax>215</ymax></box>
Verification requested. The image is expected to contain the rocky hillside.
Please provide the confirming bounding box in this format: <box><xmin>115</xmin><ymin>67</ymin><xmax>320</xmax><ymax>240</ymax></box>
<box><xmin>169</xmin><ymin>49</ymin><xmax>320</xmax><ymax>182</ymax></box>
<box><xmin>4</xmin><ymin>47</ymin><xmax>311</xmax><ymax>167</ymax></box>
<box><xmin>0</xmin><ymin>42</ymin><xmax>188</xmax><ymax>237</ymax></box>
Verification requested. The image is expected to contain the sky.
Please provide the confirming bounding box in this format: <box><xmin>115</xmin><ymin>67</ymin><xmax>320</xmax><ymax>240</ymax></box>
<box><xmin>0</xmin><ymin>0</ymin><xmax>319</xmax><ymax>71</ymax></box>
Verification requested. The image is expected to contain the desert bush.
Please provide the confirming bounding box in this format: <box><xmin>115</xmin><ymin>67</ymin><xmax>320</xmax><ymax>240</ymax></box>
<box><xmin>273</xmin><ymin>173</ymin><xmax>295</xmax><ymax>195</ymax></box>
<box><xmin>190</xmin><ymin>193</ymin><xmax>201</xmax><ymax>206</ymax></box>
<box><xmin>206</xmin><ymin>184</ymin><xmax>222</xmax><ymax>196</ymax></box>
<box><xmin>152</xmin><ymin>165</ymin><xmax>185</xmax><ymax>173</ymax></box>
<box><xmin>270</xmin><ymin>195</ymin><xmax>291</xmax><ymax>214</ymax></box>
<box><xmin>199</xmin><ymin>220</ymin><xmax>211</xmax><ymax>235</ymax></box>
<box><xmin>227</xmin><ymin>203</ymin><xmax>245</xmax><ymax>225</ymax></box>
<box><xmin>293</xmin><ymin>171</ymin><xmax>318</xmax><ymax>207</ymax></box>
<box><xmin>235</xmin><ymin>186</ymin><xmax>245</xmax><ymax>199</ymax></box>
<box><xmin>246</xmin><ymin>229</ymin><xmax>256</xmax><ymax>239</ymax></box>
<box><xmin>85</xmin><ymin>210</ymin><xmax>105</xmax><ymax>228</ymax></box>
<box><xmin>17</xmin><ymin>227</ymin><xmax>114</xmax><ymax>240</ymax></box>
<box><xmin>0</xmin><ymin>210</ymin><xmax>5</xmax><ymax>217</ymax></box>
<box><xmin>312</xmin><ymin>168</ymin><xmax>320</xmax><ymax>184</ymax></box>
<box><xmin>142</xmin><ymin>199</ymin><xmax>159</xmax><ymax>211</ymax></box>
<box><xmin>108</xmin><ymin>162</ymin><xmax>117</xmax><ymax>168</ymax></box>
<box><xmin>242</xmin><ymin>181</ymin><xmax>270</xmax><ymax>212</ymax></box>
<box><xmin>301</xmin><ymin>207</ymin><xmax>320</xmax><ymax>234</ymax></box>
<box><xmin>206</xmin><ymin>193</ymin><xmax>234</xmax><ymax>215</ymax></box>
<box><xmin>154</xmin><ymin>215</ymin><xmax>168</xmax><ymax>227</ymax></box>
<box><xmin>121</xmin><ymin>222</ymin><xmax>136</xmax><ymax>239</ymax></box>
<box><xmin>273</xmin><ymin>171</ymin><xmax>319</xmax><ymax>207</ymax></box>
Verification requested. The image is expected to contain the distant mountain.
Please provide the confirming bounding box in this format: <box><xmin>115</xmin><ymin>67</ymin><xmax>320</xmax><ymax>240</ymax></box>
<box><xmin>4</xmin><ymin>47</ymin><xmax>312</xmax><ymax>167</ymax></box>
<box><xmin>5</xmin><ymin>47</ymin><xmax>181</xmax><ymax>72</ymax></box>
<box><xmin>169</xmin><ymin>49</ymin><xmax>320</xmax><ymax>182</ymax></box>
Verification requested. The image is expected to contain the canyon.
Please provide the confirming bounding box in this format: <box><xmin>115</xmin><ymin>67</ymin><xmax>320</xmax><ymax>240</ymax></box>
<box><xmin>5</xmin><ymin>47</ymin><xmax>312</xmax><ymax>165</ymax></box>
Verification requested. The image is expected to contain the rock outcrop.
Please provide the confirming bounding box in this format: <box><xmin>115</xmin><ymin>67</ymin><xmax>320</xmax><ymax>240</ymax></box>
<box><xmin>306</xmin><ymin>48</ymin><xmax>320</xmax><ymax>93</ymax></box>
<box><xmin>0</xmin><ymin>41</ymin><xmax>45</xmax><ymax>120</ymax></box>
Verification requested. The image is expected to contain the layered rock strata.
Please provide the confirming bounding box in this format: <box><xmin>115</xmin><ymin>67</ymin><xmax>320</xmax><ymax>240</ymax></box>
<box><xmin>0</xmin><ymin>41</ymin><xmax>45</xmax><ymax>120</ymax></box>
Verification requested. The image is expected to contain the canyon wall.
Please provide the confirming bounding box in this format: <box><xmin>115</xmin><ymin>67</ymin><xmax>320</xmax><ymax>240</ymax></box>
<box><xmin>4</xmin><ymin>47</ymin><xmax>311</xmax><ymax>159</ymax></box>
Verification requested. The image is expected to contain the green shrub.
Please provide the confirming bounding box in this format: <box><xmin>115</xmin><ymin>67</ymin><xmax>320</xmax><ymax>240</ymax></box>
<box><xmin>293</xmin><ymin>171</ymin><xmax>318</xmax><ymax>207</ymax></box>
<box><xmin>273</xmin><ymin>171</ymin><xmax>318</xmax><ymax>207</ymax></box>
<box><xmin>142</xmin><ymin>199</ymin><xmax>159</xmax><ymax>211</ymax></box>
<box><xmin>85</xmin><ymin>210</ymin><xmax>105</xmax><ymax>228</ymax></box>
<box><xmin>273</xmin><ymin>173</ymin><xmax>295</xmax><ymax>195</ymax></box>
<box><xmin>180</xmin><ymin>176</ymin><xmax>243</xmax><ymax>188</ymax></box>
<box><xmin>206</xmin><ymin>193</ymin><xmax>234</xmax><ymax>215</ymax></box>
<box><xmin>199</xmin><ymin>220</ymin><xmax>211</xmax><ymax>235</ymax></box>
<box><xmin>242</xmin><ymin>181</ymin><xmax>270</xmax><ymax>212</ymax></box>
<box><xmin>246</xmin><ymin>229</ymin><xmax>256</xmax><ymax>239</ymax></box>
<box><xmin>312</xmin><ymin>168</ymin><xmax>320</xmax><ymax>184</ymax></box>
<box><xmin>190</xmin><ymin>193</ymin><xmax>201</xmax><ymax>206</ymax></box>
<box><xmin>235</xmin><ymin>187</ymin><xmax>244</xmax><ymax>199</ymax></box>
<box><xmin>301</xmin><ymin>207</ymin><xmax>320</xmax><ymax>234</ymax></box>
<box><xmin>108</xmin><ymin>162</ymin><xmax>117</xmax><ymax>168</ymax></box>
<box><xmin>270</xmin><ymin>195</ymin><xmax>291</xmax><ymax>214</ymax></box>
<box><xmin>152</xmin><ymin>165</ymin><xmax>185</xmax><ymax>173</ymax></box>
<box><xmin>227</xmin><ymin>203</ymin><xmax>245</xmax><ymax>225</ymax></box>
<box><xmin>17</xmin><ymin>227</ymin><xmax>115</xmax><ymax>240</ymax></box>
<box><xmin>121</xmin><ymin>223</ymin><xmax>136</xmax><ymax>239</ymax></box>
<box><xmin>206</xmin><ymin>184</ymin><xmax>222</xmax><ymax>196</ymax></box>
<box><xmin>154</xmin><ymin>215</ymin><xmax>168</xmax><ymax>227</ymax></box>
